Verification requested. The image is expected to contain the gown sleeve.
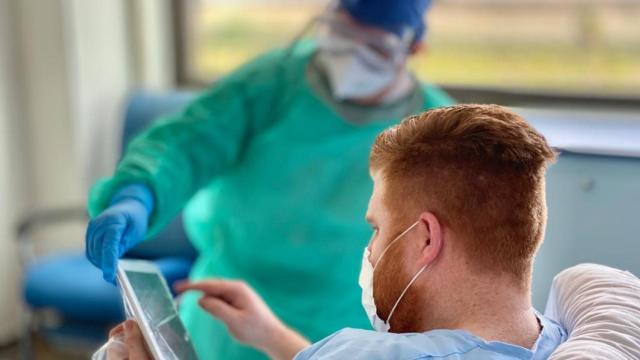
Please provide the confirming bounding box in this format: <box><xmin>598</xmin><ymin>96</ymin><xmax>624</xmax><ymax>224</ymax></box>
<box><xmin>87</xmin><ymin>49</ymin><xmax>288</xmax><ymax>238</ymax></box>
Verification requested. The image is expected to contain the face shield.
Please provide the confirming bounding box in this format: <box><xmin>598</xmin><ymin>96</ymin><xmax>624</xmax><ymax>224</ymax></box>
<box><xmin>314</xmin><ymin>12</ymin><xmax>414</xmax><ymax>65</ymax></box>
<box><xmin>311</xmin><ymin>10</ymin><xmax>415</xmax><ymax>100</ymax></box>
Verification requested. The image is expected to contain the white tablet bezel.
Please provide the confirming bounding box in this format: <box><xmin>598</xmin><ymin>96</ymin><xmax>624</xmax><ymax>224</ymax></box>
<box><xmin>116</xmin><ymin>259</ymin><xmax>179</xmax><ymax>360</ymax></box>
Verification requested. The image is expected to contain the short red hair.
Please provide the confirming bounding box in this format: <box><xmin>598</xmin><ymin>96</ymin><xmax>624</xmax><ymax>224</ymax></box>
<box><xmin>370</xmin><ymin>104</ymin><xmax>557</xmax><ymax>284</ymax></box>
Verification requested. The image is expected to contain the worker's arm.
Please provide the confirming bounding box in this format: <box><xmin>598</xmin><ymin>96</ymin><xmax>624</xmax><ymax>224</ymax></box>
<box><xmin>85</xmin><ymin>183</ymin><xmax>154</xmax><ymax>282</ymax></box>
<box><xmin>175</xmin><ymin>280</ymin><xmax>311</xmax><ymax>360</ymax></box>
<box><xmin>86</xmin><ymin>78</ymin><xmax>261</xmax><ymax>282</ymax></box>
<box><xmin>88</xmin><ymin>49</ymin><xmax>286</xmax><ymax>237</ymax></box>
<box><xmin>85</xmin><ymin>50</ymin><xmax>289</xmax><ymax>281</ymax></box>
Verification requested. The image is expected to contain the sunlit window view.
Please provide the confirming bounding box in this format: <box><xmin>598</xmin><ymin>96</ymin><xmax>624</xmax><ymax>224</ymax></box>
<box><xmin>180</xmin><ymin>0</ymin><xmax>640</xmax><ymax>96</ymax></box>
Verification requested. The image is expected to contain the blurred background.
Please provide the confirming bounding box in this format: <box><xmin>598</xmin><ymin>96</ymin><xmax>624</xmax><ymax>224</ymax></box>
<box><xmin>0</xmin><ymin>0</ymin><xmax>638</xmax><ymax>358</ymax></box>
<box><xmin>181</xmin><ymin>0</ymin><xmax>640</xmax><ymax>95</ymax></box>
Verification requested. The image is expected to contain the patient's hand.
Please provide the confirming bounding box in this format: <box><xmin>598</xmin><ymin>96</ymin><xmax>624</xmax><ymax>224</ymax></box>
<box><xmin>176</xmin><ymin>279</ymin><xmax>310</xmax><ymax>360</ymax></box>
<box><xmin>108</xmin><ymin>320</ymin><xmax>152</xmax><ymax>360</ymax></box>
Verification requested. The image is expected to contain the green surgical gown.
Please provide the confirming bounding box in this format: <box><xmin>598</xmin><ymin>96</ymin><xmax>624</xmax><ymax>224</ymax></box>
<box><xmin>88</xmin><ymin>41</ymin><xmax>454</xmax><ymax>359</ymax></box>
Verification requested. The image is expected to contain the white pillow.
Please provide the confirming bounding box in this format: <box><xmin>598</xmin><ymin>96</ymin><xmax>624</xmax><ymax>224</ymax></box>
<box><xmin>544</xmin><ymin>263</ymin><xmax>640</xmax><ymax>359</ymax></box>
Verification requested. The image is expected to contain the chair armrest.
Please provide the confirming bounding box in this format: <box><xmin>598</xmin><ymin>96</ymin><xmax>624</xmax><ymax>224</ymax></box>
<box><xmin>15</xmin><ymin>205</ymin><xmax>88</xmax><ymax>267</ymax></box>
<box><xmin>16</xmin><ymin>206</ymin><xmax>88</xmax><ymax>239</ymax></box>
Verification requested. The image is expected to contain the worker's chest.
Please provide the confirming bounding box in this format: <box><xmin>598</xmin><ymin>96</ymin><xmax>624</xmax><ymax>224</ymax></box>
<box><xmin>233</xmin><ymin>96</ymin><xmax>391</xmax><ymax>206</ymax></box>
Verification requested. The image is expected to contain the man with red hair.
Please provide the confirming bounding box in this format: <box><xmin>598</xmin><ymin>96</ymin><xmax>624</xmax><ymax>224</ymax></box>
<box><xmin>113</xmin><ymin>104</ymin><xmax>567</xmax><ymax>359</ymax></box>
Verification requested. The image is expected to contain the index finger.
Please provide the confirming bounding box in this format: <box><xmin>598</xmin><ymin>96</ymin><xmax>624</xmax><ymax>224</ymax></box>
<box><xmin>174</xmin><ymin>280</ymin><xmax>249</xmax><ymax>302</ymax></box>
<box><xmin>101</xmin><ymin>228</ymin><xmax>123</xmax><ymax>284</ymax></box>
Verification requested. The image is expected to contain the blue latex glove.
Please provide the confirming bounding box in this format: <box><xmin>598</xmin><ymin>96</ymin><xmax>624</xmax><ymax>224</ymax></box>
<box><xmin>85</xmin><ymin>184</ymin><xmax>154</xmax><ymax>283</ymax></box>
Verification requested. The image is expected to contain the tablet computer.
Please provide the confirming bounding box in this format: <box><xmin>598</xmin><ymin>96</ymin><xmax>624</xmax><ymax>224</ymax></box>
<box><xmin>117</xmin><ymin>259</ymin><xmax>199</xmax><ymax>360</ymax></box>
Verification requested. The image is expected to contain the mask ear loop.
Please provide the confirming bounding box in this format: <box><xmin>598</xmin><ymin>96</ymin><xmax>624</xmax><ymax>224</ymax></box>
<box><xmin>373</xmin><ymin>220</ymin><xmax>420</xmax><ymax>271</ymax></box>
<box><xmin>372</xmin><ymin>219</ymin><xmax>427</xmax><ymax>329</ymax></box>
<box><xmin>384</xmin><ymin>264</ymin><xmax>428</xmax><ymax>328</ymax></box>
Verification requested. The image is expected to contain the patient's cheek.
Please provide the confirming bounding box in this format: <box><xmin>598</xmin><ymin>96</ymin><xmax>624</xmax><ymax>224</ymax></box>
<box><xmin>373</xmin><ymin>245</ymin><xmax>410</xmax><ymax>317</ymax></box>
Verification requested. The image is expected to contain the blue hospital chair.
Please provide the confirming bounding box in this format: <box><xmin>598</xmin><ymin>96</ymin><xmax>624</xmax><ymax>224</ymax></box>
<box><xmin>18</xmin><ymin>90</ymin><xmax>197</xmax><ymax>356</ymax></box>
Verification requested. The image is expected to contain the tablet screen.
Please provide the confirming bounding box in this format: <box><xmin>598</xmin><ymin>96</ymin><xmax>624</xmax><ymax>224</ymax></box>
<box><xmin>125</xmin><ymin>270</ymin><xmax>199</xmax><ymax>360</ymax></box>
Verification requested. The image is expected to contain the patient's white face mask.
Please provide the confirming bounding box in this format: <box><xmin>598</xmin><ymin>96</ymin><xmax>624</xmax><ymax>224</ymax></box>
<box><xmin>358</xmin><ymin>220</ymin><xmax>428</xmax><ymax>332</ymax></box>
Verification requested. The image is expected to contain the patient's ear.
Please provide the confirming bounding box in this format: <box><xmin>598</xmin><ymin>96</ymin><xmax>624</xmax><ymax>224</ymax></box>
<box><xmin>417</xmin><ymin>211</ymin><xmax>443</xmax><ymax>266</ymax></box>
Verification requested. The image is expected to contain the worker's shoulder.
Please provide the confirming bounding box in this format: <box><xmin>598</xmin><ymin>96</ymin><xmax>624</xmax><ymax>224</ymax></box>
<box><xmin>222</xmin><ymin>41</ymin><xmax>315</xmax><ymax>86</ymax></box>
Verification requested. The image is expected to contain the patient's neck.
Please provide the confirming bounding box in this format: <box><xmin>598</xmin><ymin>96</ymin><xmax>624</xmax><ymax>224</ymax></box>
<box><xmin>417</xmin><ymin>270</ymin><xmax>541</xmax><ymax>349</ymax></box>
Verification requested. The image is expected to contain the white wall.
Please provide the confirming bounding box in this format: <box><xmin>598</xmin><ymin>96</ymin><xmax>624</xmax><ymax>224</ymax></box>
<box><xmin>0</xmin><ymin>0</ymin><xmax>87</xmax><ymax>342</ymax></box>
<box><xmin>65</xmin><ymin>0</ymin><xmax>134</xmax><ymax>187</ymax></box>
<box><xmin>131</xmin><ymin>0</ymin><xmax>177</xmax><ymax>91</ymax></box>
<box><xmin>0</xmin><ymin>0</ymin><xmax>175</xmax><ymax>344</ymax></box>
<box><xmin>68</xmin><ymin>0</ymin><xmax>175</xmax><ymax>186</ymax></box>
<box><xmin>14</xmin><ymin>0</ymin><xmax>87</xmax><ymax>260</ymax></box>
<box><xmin>0</xmin><ymin>0</ymin><xmax>29</xmax><ymax>344</ymax></box>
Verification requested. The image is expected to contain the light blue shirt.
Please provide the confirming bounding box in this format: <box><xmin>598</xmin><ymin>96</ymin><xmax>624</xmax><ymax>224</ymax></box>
<box><xmin>295</xmin><ymin>313</ymin><xmax>566</xmax><ymax>360</ymax></box>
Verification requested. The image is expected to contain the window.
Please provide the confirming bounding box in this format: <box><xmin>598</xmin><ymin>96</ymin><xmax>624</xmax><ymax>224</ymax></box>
<box><xmin>176</xmin><ymin>0</ymin><xmax>326</xmax><ymax>83</ymax></box>
<box><xmin>175</xmin><ymin>0</ymin><xmax>640</xmax><ymax>98</ymax></box>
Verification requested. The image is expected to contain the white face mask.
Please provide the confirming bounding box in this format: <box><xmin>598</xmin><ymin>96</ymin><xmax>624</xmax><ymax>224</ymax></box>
<box><xmin>317</xmin><ymin>33</ymin><xmax>399</xmax><ymax>100</ymax></box>
<box><xmin>358</xmin><ymin>220</ymin><xmax>429</xmax><ymax>332</ymax></box>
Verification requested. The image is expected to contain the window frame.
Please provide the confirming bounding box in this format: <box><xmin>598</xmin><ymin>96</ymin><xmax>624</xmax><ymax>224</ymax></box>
<box><xmin>171</xmin><ymin>0</ymin><xmax>640</xmax><ymax>110</ymax></box>
<box><xmin>172</xmin><ymin>0</ymin><xmax>190</xmax><ymax>88</ymax></box>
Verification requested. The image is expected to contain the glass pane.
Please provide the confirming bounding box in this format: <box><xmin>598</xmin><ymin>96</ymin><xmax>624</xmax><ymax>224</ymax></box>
<box><xmin>182</xmin><ymin>0</ymin><xmax>640</xmax><ymax>96</ymax></box>
<box><xmin>182</xmin><ymin>0</ymin><xmax>326</xmax><ymax>82</ymax></box>
<box><xmin>413</xmin><ymin>1</ymin><xmax>640</xmax><ymax>96</ymax></box>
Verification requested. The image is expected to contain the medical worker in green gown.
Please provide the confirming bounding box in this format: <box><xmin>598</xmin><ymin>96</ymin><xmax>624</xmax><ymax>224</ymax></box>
<box><xmin>85</xmin><ymin>0</ymin><xmax>454</xmax><ymax>358</ymax></box>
